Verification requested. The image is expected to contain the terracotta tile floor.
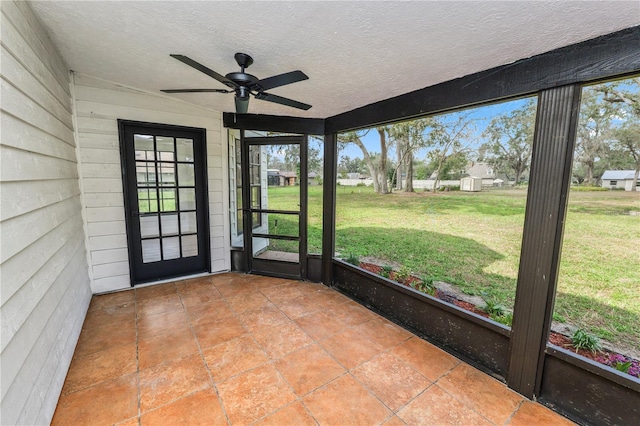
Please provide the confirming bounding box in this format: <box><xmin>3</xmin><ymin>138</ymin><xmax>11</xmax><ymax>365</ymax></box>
<box><xmin>52</xmin><ymin>273</ymin><xmax>574</xmax><ymax>426</ymax></box>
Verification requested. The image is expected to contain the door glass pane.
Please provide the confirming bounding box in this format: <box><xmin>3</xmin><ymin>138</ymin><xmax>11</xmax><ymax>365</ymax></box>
<box><xmin>134</xmin><ymin>134</ymin><xmax>154</xmax><ymax>160</ymax></box>
<box><xmin>179</xmin><ymin>188</ymin><xmax>196</xmax><ymax>210</ymax></box>
<box><xmin>162</xmin><ymin>237</ymin><xmax>180</xmax><ymax>260</ymax></box>
<box><xmin>160</xmin><ymin>213</ymin><xmax>179</xmax><ymax>236</ymax></box>
<box><xmin>136</xmin><ymin>162</ymin><xmax>156</xmax><ymax>186</ymax></box>
<box><xmin>182</xmin><ymin>235</ymin><xmax>198</xmax><ymax>257</ymax></box>
<box><xmin>140</xmin><ymin>215</ymin><xmax>159</xmax><ymax>238</ymax></box>
<box><xmin>178</xmin><ymin>164</ymin><xmax>195</xmax><ymax>186</ymax></box>
<box><xmin>160</xmin><ymin>189</ymin><xmax>176</xmax><ymax>212</ymax></box>
<box><xmin>251</xmin><ymin>186</ymin><xmax>260</xmax><ymax>207</ymax></box>
<box><xmin>142</xmin><ymin>239</ymin><xmax>161</xmax><ymax>263</ymax></box>
<box><xmin>180</xmin><ymin>212</ymin><xmax>197</xmax><ymax>234</ymax></box>
<box><xmin>138</xmin><ymin>188</ymin><xmax>159</xmax><ymax>213</ymax></box>
<box><xmin>158</xmin><ymin>163</ymin><xmax>175</xmax><ymax>186</ymax></box>
<box><xmin>237</xmin><ymin>209</ymin><xmax>244</xmax><ymax>234</ymax></box>
<box><xmin>157</xmin><ymin>136</ymin><xmax>175</xmax><ymax>161</ymax></box>
<box><xmin>177</xmin><ymin>138</ymin><xmax>194</xmax><ymax>162</ymax></box>
<box><xmin>251</xmin><ymin>164</ymin><xmax>260</xmax><ymax>183</ymax></box>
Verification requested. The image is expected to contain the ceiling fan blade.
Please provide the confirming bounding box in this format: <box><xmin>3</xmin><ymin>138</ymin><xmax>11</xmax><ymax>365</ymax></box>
<box><xmin>235</xmin><ymin>97</ymin><xmax>250</xmax><ymax>114</ymax></box>
<box><xmin>252</xmin><ymin>70</ymin><xmax>308</xmax><ymax>91</ymax></box>
<box><xmin>161</xmin><ymin>89</ymin><xmax>230</xmax><ymax>93</ymax></box>
<box><xmin>170</xmin><ymin>54</ymin><xmax>236</xmax><ymax>88</ymax></box>
<box><xmin>255</xmin><ymin>92</ymin><xmax>311</xmax><ymax>110</ymax></box>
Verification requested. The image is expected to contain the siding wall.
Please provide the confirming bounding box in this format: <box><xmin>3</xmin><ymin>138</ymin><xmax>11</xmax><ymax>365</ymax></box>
<box><xmin>0</xmin><ymin>1</ymin><xmax>92</xmax><ymax>424</ymax></box>
<box><xmin>73</xmin><ymin>73</ymin><xmax>230</xmax><ymax>293</ymax></box>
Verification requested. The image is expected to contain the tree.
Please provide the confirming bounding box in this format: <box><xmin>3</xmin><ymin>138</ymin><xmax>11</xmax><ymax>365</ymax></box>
<box><xmin>598</xmin><ymin>77</ymin><xmax>640</xmax><ymax>117</ymax></box>
<box><xmin>424</xmin><ymin>114</ymin><xmax>476</xmax><ymax>192</ymax></box>
<box><xmin>339</xmin><ymin>128</ymin><xmax>390</xmax><ymax>193</ymax></box>
<box><xmin>413</xmin><ymin>161</ymin><xmax>432</xmax><ymax>180</ymax></box>
<box><xmin>595</xmin><ymin>77</ymin><xmax>640</xmax><ymax>190</ymax></box>
<box><xmin>266</xmin><ymin>137</ymin><xmax>322</xmax><ymax>180</ymax></box>
<box><xmin>338</xmin><ymin>155</ymin><xmax>367</xmax><ymax>175</ymax></box>
<box><xmin>387</xmin><ymin>118</ymin><xmax>429</xmax><ymax>192</ymax></box>
<box><xmin>575</xmin><ymin>87</ymin><xmax>615</xmax><ymax>184</ymax></box>
<box><xmin>480</xmin><ymin>99</ymin><xmax>536</xmax><ymax>184</ymax></box>
<box><xmin>613</xmin><ymin>122</ymin><xmax>640</xmax><ymax>190</ymax></box>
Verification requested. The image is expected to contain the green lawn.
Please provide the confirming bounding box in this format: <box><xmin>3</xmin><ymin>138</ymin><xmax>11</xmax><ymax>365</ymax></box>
<box><xmin>267</xmin><ymin>185</ymin><xmax>640</xmax><ymax>353</ymax></box>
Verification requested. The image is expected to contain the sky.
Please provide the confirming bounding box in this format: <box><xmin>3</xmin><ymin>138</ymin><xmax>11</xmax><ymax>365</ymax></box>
<box><xmin>337</xmin><ymin>76</ymin><xmax>639</xmax><ymax>164</ymax></box>
<box><xmin>338</xmin><ymin>96</ymin><xmax>533</xmax><ymax>162</ymax></box>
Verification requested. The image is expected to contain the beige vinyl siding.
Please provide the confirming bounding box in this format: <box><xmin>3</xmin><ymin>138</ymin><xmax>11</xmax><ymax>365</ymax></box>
<box><xmin>0</xmin><ymin>2</ymin><xmax>91</xmax><ymax>425</ymax></box>
<box><xmin>73</xmin><ymin>73</ymin><xmax>230</xmax><ymax>293</ymax></box>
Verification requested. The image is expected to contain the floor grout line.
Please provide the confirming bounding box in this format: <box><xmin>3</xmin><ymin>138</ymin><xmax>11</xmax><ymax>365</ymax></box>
<box><xmin>179</xmin><ymin>277</ymin><xmax>233</xmax><ymax>426</ymax></box>
<box><xmin>134</xmin><ymin>289</ymin><xmax>142</xmax><ymax>426</ymax></box>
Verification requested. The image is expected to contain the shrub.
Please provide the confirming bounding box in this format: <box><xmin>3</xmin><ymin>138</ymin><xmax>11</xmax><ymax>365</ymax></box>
<box><xmin>394</xmin><ymin>266</ymin><xmax>412</xmax><ymax>283</ymax></box>
<box><xmin>570</xmin><ymin>185</ymin><xmax>607</xmax><ymax>192</ymax></box>
<box><xmin>345</xmin><ymin>253</ymin><xmax>360</xmax><ymax>266</ymax></box>
<box><xmin>490</xmin><ymin>311</ymin><xmax>513</xmax><ymax>327</ymax></box>
<box><xmin>380</xmin><ymin>265</ymin><xmax>393</xmax><ymax>279</ymax></box>
<box><xmin>480</xmin><ymin>292</ymin><xmax>506</xmax><ymax>317</ymax></box>
<box><xmin>411</xmin><ymin>276</ymin><xmax>437</xmax><ymax>296</ymax></box>
<box><xmin>571</xmin><ymin>328</ymin><xmax>603</xmax><ymax>353</ymax></box>
<box><xmin>356</xmin><ymin>182</ymin><xmax>366</xmax><ymax>187</ymax></box>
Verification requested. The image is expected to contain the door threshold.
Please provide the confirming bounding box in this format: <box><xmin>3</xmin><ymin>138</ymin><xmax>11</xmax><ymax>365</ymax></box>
<box><xmin>133</xmin><ymin>271</ymin><xmax>224</xmax><ymax>289</ymax></box>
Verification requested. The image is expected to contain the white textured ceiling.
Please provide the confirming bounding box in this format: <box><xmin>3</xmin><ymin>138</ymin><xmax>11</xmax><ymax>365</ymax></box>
<box><xmin>31</xmin><ymin>1</ymin><xmax>640</xmax><ymax>118</ymax></box>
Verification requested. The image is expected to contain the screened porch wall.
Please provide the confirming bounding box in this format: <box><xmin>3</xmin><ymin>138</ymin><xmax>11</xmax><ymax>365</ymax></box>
<box><xmin>72</xmin><ymin>73</ymin><xmax>231</xmax><ymax>293</ymax></box>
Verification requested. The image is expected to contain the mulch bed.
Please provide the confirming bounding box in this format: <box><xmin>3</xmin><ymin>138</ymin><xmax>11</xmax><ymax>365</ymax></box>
<box><xmin>357</xmin><ymin>261</ymin><xmax>640</xmax><ymax>378</ymax></box>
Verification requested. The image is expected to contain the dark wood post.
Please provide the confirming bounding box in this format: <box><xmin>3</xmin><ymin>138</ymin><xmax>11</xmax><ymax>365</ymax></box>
<box><xmin>322</xmin><ymin>133</ymin><xmax>338</xmax><ymax>285</ymax></box>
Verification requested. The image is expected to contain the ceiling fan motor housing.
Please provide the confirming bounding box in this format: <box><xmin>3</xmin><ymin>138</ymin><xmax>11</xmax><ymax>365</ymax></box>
<box><xmin>225</xmin><ymin>72</ymin><xmax>259</xmax><ymax>87</ymax></box>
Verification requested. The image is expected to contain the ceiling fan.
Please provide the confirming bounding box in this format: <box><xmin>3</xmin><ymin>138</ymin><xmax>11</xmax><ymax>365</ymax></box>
<box><xmin>162</xmin><ymin>53</ymin><xmax>311</xmax><ymax>114</ymax></box>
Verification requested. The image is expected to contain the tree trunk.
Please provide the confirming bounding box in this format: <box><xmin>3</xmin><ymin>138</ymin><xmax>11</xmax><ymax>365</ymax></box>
<box><xmin>432</xmin><ymin>157</ymin><xmax>445</xmax><ymax>193</ymax></box>
<box><xmin>585</xmin><ymin>163</ymin><xmax>594</xmax><ymax>185</ymax></box>
<box><xmin>350</xmin><ymin>135</ymin><xmax>380</xmax><ymax>192</ymax></box>
<box><xmin>632</xmin><ymin>165</ymin><xmax>639</xmax><ymax>192</ymax></box>
<box><xmin>405</xmin><ymin>151</ymin><xmax>414</xmax><ymax>192</ymax></box>
<box><xmin>378</xmin><ymin>128</ymin><xmax>389</xmax><ymax>193</ymax></box>
<box><xmin>396</xmin><ymin>143</ymin><xmax>403</xmax><ymax>191</ymax></box>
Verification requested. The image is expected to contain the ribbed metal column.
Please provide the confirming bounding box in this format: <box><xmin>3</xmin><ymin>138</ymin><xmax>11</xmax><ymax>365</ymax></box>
<box><xmin>508</xmin><ymin>85</ymin><xmax>582</xmax><ymax>397</ymax></box>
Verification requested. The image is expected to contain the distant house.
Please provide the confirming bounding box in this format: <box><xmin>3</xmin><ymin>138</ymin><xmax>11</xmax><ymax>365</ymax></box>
<box><xmin>464</xmin><ymin>162</ymin><xmax>504</xmax><ymax>187</ymax></box>
<box><xmin>268</xmin><ymin>170</ymin><xmax>298</xmax><ymax>186</ymax></box>
<box><xmin>601</xmin><ymin>170</ymin><xmax>639</xmax><ymax>191</ymax></box>
<box><xmin>308</xmin><ymin>171</ymin><xmax>320</xmax><ymax>185</ymax></box>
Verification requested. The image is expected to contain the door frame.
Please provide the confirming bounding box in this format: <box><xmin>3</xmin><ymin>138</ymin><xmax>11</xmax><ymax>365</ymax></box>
<box><xmin>241</xmin><ymin>133</ymin><xmax>308</xmax><ymax>280</ymax></box>
<box><xmin>118</xmin><ymin>119</ymin><xmax>211</xmax><ymax>285</ymax></box>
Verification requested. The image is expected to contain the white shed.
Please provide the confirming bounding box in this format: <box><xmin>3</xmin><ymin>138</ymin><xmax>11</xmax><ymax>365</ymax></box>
<box><xmin>601</xmin><ymin>170</ymin><xmax>638</xmax><ymax>191</ymax></box>
<box><xmin>461</xmin><ymin>176</ymin><xmax>482</xmax><ymax>191</ymax></box>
